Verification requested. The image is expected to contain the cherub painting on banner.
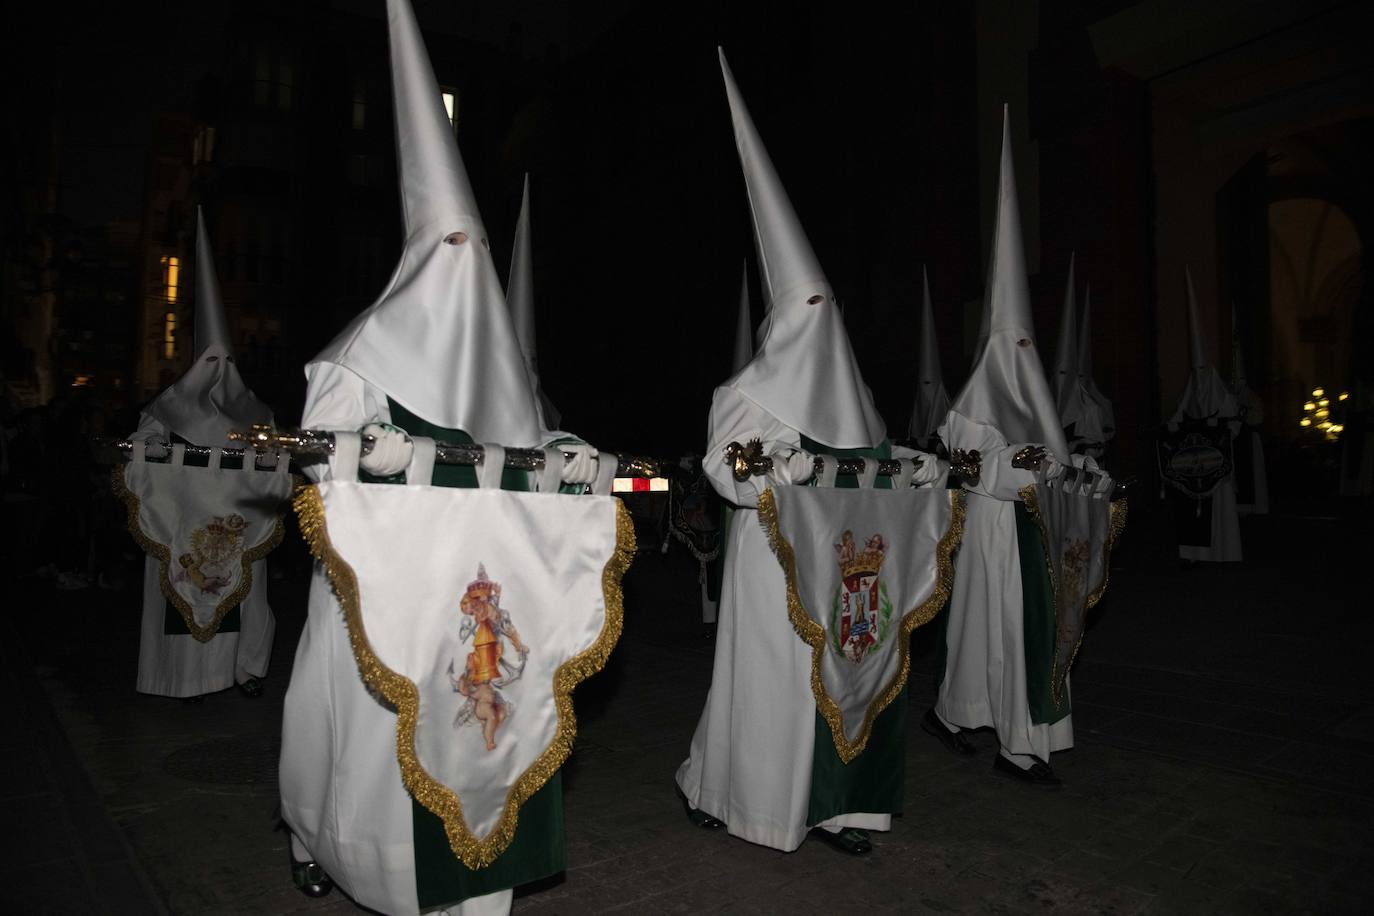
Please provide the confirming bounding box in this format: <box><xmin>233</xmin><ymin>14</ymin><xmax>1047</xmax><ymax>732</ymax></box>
<box><xmin>448</xmin><ymin>563</ymin><xmax>530</xmax><ymax>751</ymax></box>
<box><xmin>174</xmin><ymin>513</ymin><xmax>247</xmax><ymax>597</ymax></box>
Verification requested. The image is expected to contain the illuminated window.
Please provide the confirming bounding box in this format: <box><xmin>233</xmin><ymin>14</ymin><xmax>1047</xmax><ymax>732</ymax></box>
<box><xmin>164</xmin><ymin>311</ymin><xmax>177</xmax><ymax>360</ymax></box>
<box><xmin>441</xmin><ymin>87</ymin><xmax>458</xmax><ymax>133</ymax></box>
<box><xmin>192</xmin><ymin>125</ymin><xmax>217</xmax><ymax>164</ymax></box>
<box><xmin>161</xmin><ymin>256</ymin><xmax>180</xmax><ymax>304</ymax></box>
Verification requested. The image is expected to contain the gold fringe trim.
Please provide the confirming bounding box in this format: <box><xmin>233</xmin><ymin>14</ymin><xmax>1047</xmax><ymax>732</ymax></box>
<box><xmin>293</xmin><ymin>483</ymin><xmax>636</xmax><ymax>869</ymax></box>
<box><xmin>112</xmin><ymin>466</ymin><xmax>287</xmax><ymax>643</ymax></box>
<box><xmin>758</xmin><ymin>487</ymin><xmax>966</xmax><ymax>764</ymax></box>
<box><xmin>1019</xmin><ymin>486</ymin><xmax>1129</xmax><ymax>706</ymax></box>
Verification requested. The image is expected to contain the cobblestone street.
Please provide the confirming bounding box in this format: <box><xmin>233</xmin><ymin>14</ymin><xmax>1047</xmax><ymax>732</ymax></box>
<box><xmin>4</xmin><ymin>502</ymin><xmax>1369</xmax><ymax>914</ymax></box>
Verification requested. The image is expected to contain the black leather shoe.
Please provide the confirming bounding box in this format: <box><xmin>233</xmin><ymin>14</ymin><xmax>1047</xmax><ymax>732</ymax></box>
<box><xmin>922</xmin><ymin>708</ymin><xmax>976</xmax><ymax>756</ymax></box>
<box><xmin>675</xmin><ymin>785</ymin><xmax>724</xmax><ymax>829</ymax></box>
<box><xmin>810</xmin><ymin>827</ymin><xmax>873</xmax><ymax>856</ymax></box>
<box><xmin>290</xmin><ymin>855</ymin><xmax>334</xmax><ymax>898</ymax></box>
<box><xmin>993</xmin><ymin>753</ymin><xmax>1062</xmax><ymax>788</ymax></box>
<box><xmin>238</xmin><ymin>677</ymin><xmax>264</xmax><ymax>699</ymax></box>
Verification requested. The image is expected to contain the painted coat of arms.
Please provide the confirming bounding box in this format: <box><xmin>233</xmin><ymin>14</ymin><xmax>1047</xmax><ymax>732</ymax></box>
<box><xmin>174</xmin><ymin>513</ymin><xmax>247</xmax><ymax>597</ymax></box>
<box><xmin>449</xmin><ymin>564</ymin><xmax>530</xmax><ymax>751</ymax></box>
<box><xmin>830</xmin><ymin>530</ymin><xmax>895</xmax><ymax>664</ymax></box>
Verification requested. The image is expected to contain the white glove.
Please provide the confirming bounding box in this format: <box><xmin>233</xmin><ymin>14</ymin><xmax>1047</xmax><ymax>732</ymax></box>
<box><xmin>560</xmin><ymin>443</ymin><xmax>599</xmax><ymax>485</ymax></box>
<box><xmin>359</xmin><ymin>424</ymin><xmax>412</xmax><ymax>476</ymax></box>
<box><xmin>911</xmin><ymin>453</ymin><xmax>944</xmax><ymax>486</ymax></box>
<box><xmin>767</xmin><ymin>449</ymin><xmax>814</xmax><ymax>486</ymax></box>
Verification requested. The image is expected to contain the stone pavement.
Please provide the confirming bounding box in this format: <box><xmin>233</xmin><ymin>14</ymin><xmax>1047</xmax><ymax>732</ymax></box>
<box><xmin>4</xmin><ymin>501</ymin><xmax>1370</xmax><ymax>914</ymax></box>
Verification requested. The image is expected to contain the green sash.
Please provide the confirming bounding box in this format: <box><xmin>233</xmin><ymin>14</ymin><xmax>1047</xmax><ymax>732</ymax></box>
<box><xmin>932</xmin><ymin>496</ymin><xmax>1067</xmax><ymax>725</ymax></box>
<box><xmin>798</xmin><ymin>437</ymin><xmax>906</xmax><ymax>826</ymax></box>
<box><xmin>376</xmin><ymin>400</ymin><xmax>567</xmax><ymax>908</ymax></box>
<box><xmin>1015</xmin><ymin>501</ymin><xmax>1068</xmax><ymax>724</ymax></box>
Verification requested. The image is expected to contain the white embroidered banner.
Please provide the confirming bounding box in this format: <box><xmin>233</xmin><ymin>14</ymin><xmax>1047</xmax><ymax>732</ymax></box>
<box><xmin>760</xmin><ymin>484</ymin><xmax>963</xmax><ymax>762</ymax></box>
<box><xmin>295</xmin><ymin>477</ymin><xmax>633</xmax><ymax>869</ymax></box>
<box><xmin>1020</xmin><ymin>467</ymin><xmax>1127</xmax><ymax>704</ymax></box>
<box><xmin>117</xmin><ymin>443</ymin><xmax>292</xmax><ymax>641</ymax></box>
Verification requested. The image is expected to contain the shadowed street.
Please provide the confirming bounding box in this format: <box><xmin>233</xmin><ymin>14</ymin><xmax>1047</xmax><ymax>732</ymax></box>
<box><xmin>3</xmin><ymin>500</ymin><xmax>1370</xmax><ymax>914</ymax></box>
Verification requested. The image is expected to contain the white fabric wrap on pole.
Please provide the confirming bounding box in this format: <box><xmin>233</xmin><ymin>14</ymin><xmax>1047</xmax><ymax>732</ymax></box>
<box><xmin>1019</xmin><ymin>466</ymin><xmax>1125</xmax><ymax>705</ymax></box>
<box><xmin>117</xmin><ymin>440</ymin><xmax>291</xmax><ymax>642</ymax></box>
<box><xmin>293</xmin><ymin>461</ymin><xmax>633</xmax><ymax>868</ymax></box>
<box><xmin>758</xmin><ymin>484</ymin><xmax>964</xmax><ymax>762</ymax></box>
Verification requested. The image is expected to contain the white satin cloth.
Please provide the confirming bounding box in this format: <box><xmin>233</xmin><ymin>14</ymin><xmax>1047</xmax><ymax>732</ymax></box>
<box><xmin>308</xmin><ymin>0</ymin><xmax>545</xmax><ymax>450</ymax></box>
<box><xmin>675</xmin><ymin>388</ymin><xmax>894</xmax><ymax>851</ymax></box>
<box><xmin>282</xmin><ymin>366</ymin><xmax>578</xmax><ymax>915</ymax></box>
<box><xmin>715</xmin><ymin>52</ymin><xmax>886</xmax><ymax>449</ymax></box>
<box><xmin>127</xmin><ymin>417</ymin><xmax>284</xmax><ymax>697</ymax></box>
<box><xmin>934</xmin><ymin>411</ymin><xmax>1076</xmax><ymax>762</ymax></box>
<box><xmin>768</xmin><ymin>483</ymin><xmax>956</xmax><ymax>749</ymax></box>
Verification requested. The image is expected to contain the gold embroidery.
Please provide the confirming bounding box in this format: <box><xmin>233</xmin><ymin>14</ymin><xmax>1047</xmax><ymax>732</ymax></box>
<box><xmin>112</xmin><ymin>466</ymin><xmax>287</xmax><ymax>643</ymax></box>
<box><xmin>758</xmin><ymin>487</ymin><xmax>966</xmax><ymax>764</ymax></box>
<box><xmin>1019</xmin><ymin>486</ymin><xmax>1128</xmax><ymax>705</ymax></box>
<box><xmin>293</xmin><ymin>483</ymin><xmax>635</xmax><ymax>869</ymax></box>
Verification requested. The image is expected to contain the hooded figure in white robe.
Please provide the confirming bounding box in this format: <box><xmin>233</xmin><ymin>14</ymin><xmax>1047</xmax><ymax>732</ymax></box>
<box><xmin>1079</xmin><ymin>284</ymin><xmax>1115</xmax><ymax>447</ymax></box>
<box><xmin>908</xmin><ymin>266</ymin><xmax>951</xmax><ymax>452</ymax></box>
<box><xmin>130</xmin><ymin>208</ymin><xmax>276</xmax><ymax>698</ymax></box>
<box><xmin>507</xmin><ymin>174</ymin><xmax>560</xmax><ymax>432</ymax></box>
<box><xmin>931</xmin><ymin>108</ymin><xmax>1107</xmax><ymax>783</ymax></box>
<box><xmin>1230</xmin><ymin>305</ymin><xmax>1268</xmax><ymax>515</ymax></box>
<box><xmin>1052</xmin><ymin>255</ymin><xmax>1107</xmax><ymax>455</ymax></box>
<box><xmin>278</xmin><ymin>2</ymin><xmax>596</xmax><ymax>913</ymax></box>
<box><xmin>1167</xmin><ymin>268</ymin><xmax>1242</xmax><ymax>562</ymax></box>
<box><xmin>674</xmin><ymin>50</ymin><xmax>943</xmax><ymax>854</ymax></box>
<box><xmin>699</xmin><ymin>262</ymin><xmax>758</xmax><ymax>628</ymax></box>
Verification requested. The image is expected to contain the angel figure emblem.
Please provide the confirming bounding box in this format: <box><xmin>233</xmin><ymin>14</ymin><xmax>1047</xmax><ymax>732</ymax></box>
<box><xmin>449</xmin><ymin>563</ymin><xmax>530</xmax><ymax>751</ymax></box>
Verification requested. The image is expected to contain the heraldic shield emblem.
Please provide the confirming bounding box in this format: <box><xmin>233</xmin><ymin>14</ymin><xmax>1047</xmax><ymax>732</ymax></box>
<box><xmin>1157</xmin><ymin>421</ymin><xmax>1234</xmax><ymax>499</ymax></box>
<box><xmin>1019</xmin><ymin>465</ymin><xmax>1127</xmax><ymax>706</ymax></box>
<box><xmin>116</xmin><ymin>441</ymin><xmax>293</xmax><ymax>641</ymax></box>
<box><xmin>760</xmin><ymin>483</ymin><xmax>964</xmax><ymax>762</ymax></box>
<box><xmin>294</xmin><ymin>442</ymin><xmax>634</xmax><ymax>869</ymax></box>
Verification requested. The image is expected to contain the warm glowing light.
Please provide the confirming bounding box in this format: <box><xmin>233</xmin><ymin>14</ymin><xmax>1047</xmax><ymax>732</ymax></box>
<box><xmin>1318</xmin><ymin>398</ymin><xmax>1329</xmax><ymax>407</ymax></box>
<box><xmin>1315</xmin><ymin>408</ymin><xmax>1329</xmax><ymax>419</ymax></box>
<box><xmin>162</xmin><ymin>256</ymin><xmax>179</xmax><ymax>304</ymax></box>
<box><xmin>1317</xmin><ymin>421</ymin><xmax>1333</xmax><ymax>430</ymax></box>
<box><xmin>1300</xmin><ymin>418</ymin><xmax>1312</xmax><ymax>427</ymax></box>
<box><xmin>1312</xmin><ymin>387</ymin><xmax>1324</xmax><ymax>397</ymax></box>
<box><xmin>1331</xmin><ymin>424</ymin><xmax>1344</xmax><ymax>433</ymax></box>
<box><xmin>1339</xmin><ymin>392</ymin><xmax>1349</xmax><ymax>401</ymax></box>
<box><xmin>1304</xmin><ymin>401</ymin><xmax>1316</xmax><ymax>412</ymax></box>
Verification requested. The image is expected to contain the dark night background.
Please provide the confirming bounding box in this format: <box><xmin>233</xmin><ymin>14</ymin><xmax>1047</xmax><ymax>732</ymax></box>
<box><xmin>3</xmin><ymin>0</ymin><xmax>1372</xmax><ymax>493</ymax></box>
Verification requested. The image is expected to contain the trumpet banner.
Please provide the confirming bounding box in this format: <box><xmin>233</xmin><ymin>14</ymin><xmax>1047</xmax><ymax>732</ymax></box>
<box><xmin>1019</xmin><ymin>470</ymin><xmax>1128</xmax><ymax>705</ymax></box>
<box><xmin>759</xmin><ymin>485</ymin><xmax>964</xmax><ymax>762</ymax></box>
<box><xmin>294</xmin><ymin>480</ymin><xmax>634</xmax><ymax>868</ymax></box>
<box><xmin>115</xmin><ymin>443</ymin><xmax>292</xmax><ymax>642</ymax></box>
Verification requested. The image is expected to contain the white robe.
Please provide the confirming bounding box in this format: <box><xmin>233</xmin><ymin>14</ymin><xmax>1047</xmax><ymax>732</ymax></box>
<box><xmin>934</xmin><ymin>410</ymin><xmax>1073</xmax><ymax>762</ymax></box>
<box><xmin>279</xmin><ymin>362</ymin><xmax>517</xmax><ymax>916</ymax></box>
<box><xmin>674</xmin><ymin>386</ymin><xmax>890</xmax><ymax>852</ymax></box>
<box><xmin>130</xmin><ymin>414</ymin><xmax>275</xmax><ymax>698</ymax></box>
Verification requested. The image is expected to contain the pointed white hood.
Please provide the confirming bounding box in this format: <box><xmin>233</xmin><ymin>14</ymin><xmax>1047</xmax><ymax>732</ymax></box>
<box><xmin>307</xmin><ymin>0</ymin><xmax>542</xmax><ymax>445</ymax></box>
<box><xmin>732</xmin><ymin>260</ymin><xmax>754</xmax><ymax>374</ymax></box>
<box><xmin>948</xmin><ymin>107</ymin><xmax>1069</xmax><ymax>461</ymax></box>
<box><xmin>1052</xmin><ymin>255</ymin><xmax>1105</xmax><ymax>442</ymax></box>
<box><xmin>143</xmin><ymin>208</ymin><xmax>272</xmax><ymax>446</ymax></box>
<box><xmin>1078</xmin><ymin>283</ymin><xmax>1115</xmax><ymax>435</ymax></box>
<box><xmin>1052</xmin><ymin>253</ymin><xmax>1080</xmax><ymax>415</ymax></box>
<box><xmin>1170</xmin><ymin>267</ymin><xmax>1237</xmax><ymax>423</ymax></box>
<box><xmin>717</xmin><ymin>49</ymin><xmax>885</xmax><ymax>449</ymax></box>
<box><xmin>908</xmin><ymin>266</ymin><xmax>951</xmax><ymax>441</ymax></box>
<box><xmin>507</xmin><ymin>174</ymin><xmax>560</xmax><ymax>430</ymax></box>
